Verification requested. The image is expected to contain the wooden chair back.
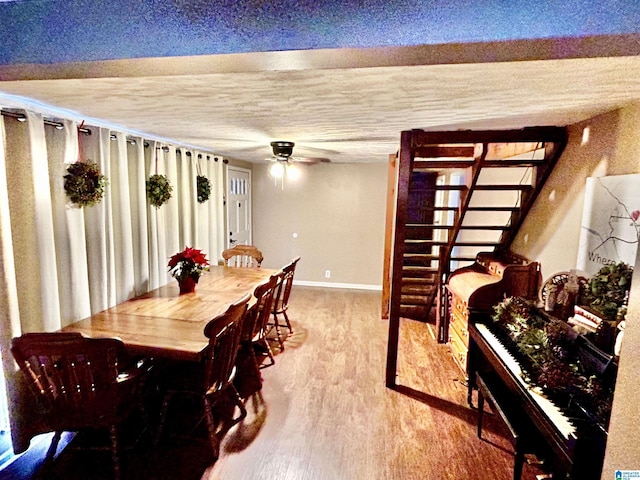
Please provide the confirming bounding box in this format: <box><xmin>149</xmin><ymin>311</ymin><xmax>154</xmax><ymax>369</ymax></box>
<box><xmin>11</xmin><ymin>332</ymin><xmax>131</xmax><ymax>430</ymax></box>
<box><xmin>273</xmin><ymin>256</ymin><xmax>300</xmax><ymax>314</ymax></box>
<box><xmin>202</xmin><ymin>294</ymin><xmax>250</xmax><ymax>395</ymax></box>
<box><xmin>222</xmin><ymin>245</ymin><xmax>264</xmax><ymax>268</ymax></box>
<box><xmin>250</xmin><ymin>270</ymin><xmax>283</xmax><ymax>339</ymax></box>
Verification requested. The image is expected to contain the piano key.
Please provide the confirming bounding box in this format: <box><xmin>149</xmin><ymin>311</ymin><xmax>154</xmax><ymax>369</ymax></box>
<box><xmin>475</xmin><ymin>323</ymin><xmax>577</xmax><ymax>442</ymax></box>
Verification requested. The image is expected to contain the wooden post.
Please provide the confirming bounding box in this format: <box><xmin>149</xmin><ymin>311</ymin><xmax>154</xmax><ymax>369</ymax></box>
<box><xmin>381</xmin><ymin>154</ymin><xmax>397</xmax><ymax>320</ymax></box>
<box><xmin>386</xmin><ymin>132</ymin><xmax>413</xmax><ymax>388</ymax></box>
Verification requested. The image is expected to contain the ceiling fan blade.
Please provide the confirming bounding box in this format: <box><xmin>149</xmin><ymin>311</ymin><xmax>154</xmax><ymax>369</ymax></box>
<box><xmin>292</xmin><ymin>157</ymin><xmax>331</xmax><ymax>164</ymax></box>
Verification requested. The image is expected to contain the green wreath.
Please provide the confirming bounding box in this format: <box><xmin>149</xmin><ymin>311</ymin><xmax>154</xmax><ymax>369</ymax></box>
<box><xmin>196</xmin><ymin>175</ymin><xmax>211</xmax><ymax>203</ymax></box>
<box><xmin>63</xmin><ymin>162</ymin><xmax>108</xmax><ymax>207</ymax></box>
<box><xmin>146</xmin><ymin>174</ymin><xmax>173</xmax><ymax>208</ymax></box>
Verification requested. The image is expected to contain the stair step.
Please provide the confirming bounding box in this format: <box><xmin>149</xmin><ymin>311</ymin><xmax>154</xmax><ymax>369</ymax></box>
<box><xmin>466</xmin><ymin>206</ymin><xmax>519</xmax><ymax>212</ymax></box>
<box><xmin>405</xmin><ymin>225</ymin><xmax>447</xmax><ymax>239</ymax></box>
<box><xmin>473</xmin><ymin>184</ymin><xmax>533</xmax><ymax>191</ymax></box>
<box><xmin>450</xmin><ymin>256</ymin><xmax>477</xmax><ymax>262</ymax></box>
<box><xmin>458</xmin><ymin>225</ymin><xmax>509</xmax><ymax>230</ymax></box>
<box><xmin>402</xmin><ymin>266</ymin><xmax>438</xmax><ymax>279</ymax></box>
<box><xmin>432</xmin><ymin>206</ymin><xmax>458</xmax><ymax>211</ymax></box>
<box><xmin>413</xmin><ymin>145</ymin><xmax>476</xmax><ymax>159</ymax></box>
<box><xmin>409</xmin><ymin>223</ymin><xmax>510</xmax><ymax>231</ymax></box>
<box><xmin>482</xmin><ymin>159</ymin><xmax>546</xmax><ymax>167</ymax></box>
<box><xmin>401</xmin><ymin>294</ymin><xmax>433</xmax><ymax>306</ymax></box>
<box><xmin>450</xmin><ymin>241</ymin><xmax>500</xmax><ymax>247</ymax></box>
<box><xmin>399</xmin><ymin>304</ymin><xmax>431</xmax><ymax>322</ymax></box>
<box><xmin>402</xmin><ymin>276</ymin><xmax>437</xmax><ymax>286</ymax></box>
<box><xmin>413</xmin><ymin>160</ymin><xmax>475</xmax><ymax>170</ymax></box>
<box><xmin>404</xmin><ymin>241</ymin><xmax>443</xmax><ymax>254</ymax></box>
<box><xmin>407</xmin><ymin>223</ymin><xmax>454</xmax><ymax>230</ymax></box>
<box><xmin>405</xmin><ymin>239</ymin><xmax>447</xmax><ymax>246</ymax></box>
<box><xmin>403</xmin><ymin>253</ymin><xmax>439</xmax><ymax>266</ymax></box>
<box><xmin>401</xmin><ymin>284</ymin><xmax>435</xmax><ymax>295</ymax></box>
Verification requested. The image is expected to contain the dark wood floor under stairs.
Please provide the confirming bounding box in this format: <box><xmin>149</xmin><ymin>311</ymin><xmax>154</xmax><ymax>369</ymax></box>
<box><xmin>3</xmin><ymin>287</ymin><xmax>547</xmax><ymax>480</ymax></box>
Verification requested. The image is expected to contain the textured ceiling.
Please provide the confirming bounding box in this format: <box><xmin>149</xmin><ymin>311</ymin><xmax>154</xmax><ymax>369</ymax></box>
<box><xmin>3</xmin><ymin>48</ymin><xmax>640</xmax><ymax>163</ymax></box>
<box><xmin>1</xmin><ymin>1</ymin><xmax>640</xmax><ymax>163</ymax></box>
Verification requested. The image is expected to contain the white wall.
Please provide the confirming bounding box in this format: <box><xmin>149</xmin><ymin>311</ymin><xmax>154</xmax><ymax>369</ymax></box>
<box><xmin>252</xmin><ymin>162</ymin><xmax>387</xmax><ymax>288</ymax></box>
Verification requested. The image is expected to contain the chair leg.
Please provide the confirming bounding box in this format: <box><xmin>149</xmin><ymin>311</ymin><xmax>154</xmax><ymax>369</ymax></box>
<box><xmin>155</xmin><ymin>392</ymin><xmax>172</xmax><ymax>446</ymax></box>
<box><xmin>45</xmin><ymin>431</ymin><xmax>62</xmax><ymax>463</ymax></box>
<box><xmin>246</xmin><ymin>341</ymin><xmax>261</xmax><ymax>376</ymax></box>
<box><xmin>203</xmin><ymin>396</ymin><xmax>221</xmax><ymax>460</ymax></box>
<box><xmin>109</xmin><ymin>424</ymin><xmax>121</xmax><ymax>480</ymax></box>
<box><xmin>258</xmin><ymin>338</ymin><xmax>275</xmax><ymax>368</ymax></box>
<box><xmin>271</xmin><ymin>313</ymin><xmax>286</xmax><ymax>351</ymax></box>
<box><xmin>230</xmin><ymin>385</ymin><xmax>248</xmax><ymax>425</ymax></box>
<box><xmin>282</xmin><ymin>310</ymin><xmax>293</xmax><ymax>334</ymax></box>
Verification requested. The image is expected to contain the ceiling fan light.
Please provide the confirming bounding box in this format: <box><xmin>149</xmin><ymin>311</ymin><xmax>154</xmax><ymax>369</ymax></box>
<box><xmin>286</xmin><ymin>163</ymin><xmax>301</xmax><ymax>180</ymax></box>
<box><xmin>269</xmin><ymin>162</ymin><xmax>285</xmax><ymax>178</ymax></box>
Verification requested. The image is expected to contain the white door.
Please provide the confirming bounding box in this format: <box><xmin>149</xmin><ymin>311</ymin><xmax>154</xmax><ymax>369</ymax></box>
<box><xmin>226</xmin><ymin>166</ymin><xmax>252</xmax><ymax>247</ymax></box>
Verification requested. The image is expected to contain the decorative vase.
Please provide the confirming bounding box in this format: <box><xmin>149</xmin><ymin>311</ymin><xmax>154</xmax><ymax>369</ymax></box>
<box><xmin>178</xmin><ymin>275</ymin><xmax>198</xmax><ymax>294</ymax></box>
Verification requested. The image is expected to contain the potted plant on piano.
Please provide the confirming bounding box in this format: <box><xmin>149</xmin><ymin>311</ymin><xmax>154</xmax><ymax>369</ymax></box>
<box><xmin>168</xmin><ymin>246</ymin><xmax>210</xmax><ymax>294</ymax></box>
<box><xmin>491</xmin><ymin>296</ymin><xmax>617</xmax><ymax>428</ymax></box>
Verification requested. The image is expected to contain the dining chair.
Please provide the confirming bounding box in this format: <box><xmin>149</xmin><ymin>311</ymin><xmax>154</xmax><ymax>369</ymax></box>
<box><xmin>270</xmin><ymin>256</ymin><xmax>300</xmax><ymax>350</ymax></box>
<box><xmin>222</xmin><ymin>245</ymin><xmax>264</xmax><ymax>268</ymax></box>
<box><xmin>241</xmin><ymin>273</ymin><xmax>280</xmax><ymax>373</ymax></box>
<box><xmin>155</xmin><ymin>293</ymin><xmax>250</xmax><ymax>460</ymax></box>
<box><xmin>11</xmin><ymin>332</ymin><xmax>151</xmax><ymax>480</ymax></box>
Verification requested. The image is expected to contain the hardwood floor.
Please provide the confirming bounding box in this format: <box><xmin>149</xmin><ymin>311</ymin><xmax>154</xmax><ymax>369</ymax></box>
<box><xmin>207</xmin><ymin>286</ymin><xmax>542</xmax><ymax>480</ymax></box>
<box><xmin>2</xmin><ymin>286</ymin><xmax>545</xmax><ymax>479</ymax></box>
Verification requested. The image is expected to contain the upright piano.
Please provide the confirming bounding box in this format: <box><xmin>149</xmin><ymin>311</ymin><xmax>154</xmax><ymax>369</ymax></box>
<box><xmin>468</xmin><ymin>316</ymin><xmax>614</xmax><ymax>479</ymax></box>
<box><xmin>446</xmin><ymin>251</ymin><xmax>539</xmax><ymax>373</ymax></box>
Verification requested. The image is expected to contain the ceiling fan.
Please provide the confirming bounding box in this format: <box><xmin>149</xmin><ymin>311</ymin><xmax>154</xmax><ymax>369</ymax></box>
<box><xmin>266</xmin><ymin>141</ymin><xmax>331</xmax><ymax>165</ymax></box>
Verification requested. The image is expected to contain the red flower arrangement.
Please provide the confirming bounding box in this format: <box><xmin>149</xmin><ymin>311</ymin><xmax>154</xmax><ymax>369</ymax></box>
<box><xmin>168</xmin><ymin>246</ymin><xmax>210</xmax><ymax>283</ymax></box>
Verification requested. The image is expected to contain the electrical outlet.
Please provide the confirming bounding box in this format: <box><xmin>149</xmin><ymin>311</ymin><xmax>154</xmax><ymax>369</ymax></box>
<box><xmin>325</xmin><ymin>270</ymin><xmax>331</xmax><ymax>278</ymax></box>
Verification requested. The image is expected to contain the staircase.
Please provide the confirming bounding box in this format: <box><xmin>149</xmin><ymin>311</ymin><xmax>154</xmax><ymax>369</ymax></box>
<box><xmin>386</xmin><ymin>127</ymin><xmax>567</xmax><ymax>386</ymax></box>
<box><xmin>388</xmin><ymin>128</ymin><xmax>567</xmax><ymax>349</ymax></box>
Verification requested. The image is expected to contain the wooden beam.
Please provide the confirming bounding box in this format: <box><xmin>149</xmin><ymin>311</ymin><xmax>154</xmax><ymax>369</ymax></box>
<box><xmin>408</xmin><ymin>127</ymin><xmax>567</xmax><ymax>146</ymax></box>
<box><xmin>386</xmin><ymin>132</ymin><xmax>413</xmax><ymax>388</ymax></box>
<box><xmin>413</xmin><ymin>160</ymin><xmax>474</xmax><ymax>170</ymax></box>
<box><xmin>484</xmin><ymin>142</ymin><xmax>542</xmax><ymax>160</ymax></box>
<box><xmin>381</xmin><ymin>154</ymin><xmax>397</xmax><ymax>320</ymax></box>
<box><xmin>413</xmin><ymin>145</ymin><xmax>475</xmax><ymax>159</ymax></box>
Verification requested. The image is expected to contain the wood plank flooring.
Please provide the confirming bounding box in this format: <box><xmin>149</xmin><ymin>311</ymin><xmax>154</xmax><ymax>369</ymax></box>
<box><xmin>2</xmin><ymin>286</ymin><xmax>545</xmax><ymax>480</ymax></box>
<box><xmin>206</xmin><ymin>286</ymin><xmax>542</xmax><ymax>480</ymax></box>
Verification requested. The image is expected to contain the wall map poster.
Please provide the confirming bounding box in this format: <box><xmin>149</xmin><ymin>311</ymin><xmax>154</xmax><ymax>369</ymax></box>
<box><xmin>577</xmin><ymin>174</ymin><xmax>640</xmax><ymax>276</ymax></box>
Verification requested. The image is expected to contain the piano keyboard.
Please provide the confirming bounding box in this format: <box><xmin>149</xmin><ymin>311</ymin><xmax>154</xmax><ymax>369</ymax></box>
<box><xmin>475</xmin><ymin>323</ymin><xmax>578</xmax><ymax>443</ymax></box>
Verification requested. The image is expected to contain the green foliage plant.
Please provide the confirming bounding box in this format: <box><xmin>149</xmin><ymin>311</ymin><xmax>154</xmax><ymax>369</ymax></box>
<box><xmin>580</xmin><ymin>262</ymin><xmax>633</xmax><ymax>320</ymax></box>
<box><xmin>63</xmin><ymin>162</ymin><xmax>108</xmax><ymax>207</ymax></box>
<box><xmin>196</xmin><ymin>175</ymin><xmax>211</xmax><ymax>203</ymax></box>
<box><xmin>146</xmin><ymin>174</ymin><xmax>172</xmax><ymax>208</ymax></box>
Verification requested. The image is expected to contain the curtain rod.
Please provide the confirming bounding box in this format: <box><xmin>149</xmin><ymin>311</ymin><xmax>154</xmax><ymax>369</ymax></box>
<box><xmin>1</xmin><ymin>109</ymin><xmax>226</xmax><ymax>161</ymax></box>
<box><xmin>1</xmin><ymin>109</ymin><xmax>92</xmax><ymax>135</ymax></box>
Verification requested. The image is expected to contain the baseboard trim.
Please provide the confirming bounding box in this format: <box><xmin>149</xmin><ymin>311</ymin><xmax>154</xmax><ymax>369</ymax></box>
<box><xmin>293</xmin><ymin>280</ymin><xmax>382</xmax><ymax>291</ymax></box>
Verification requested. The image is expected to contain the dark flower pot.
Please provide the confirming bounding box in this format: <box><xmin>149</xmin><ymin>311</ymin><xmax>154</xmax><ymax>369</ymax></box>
<box><xmin>178</xmin><ymin>276</ymin><xmax>198</xmax><ymax>294</ymax></box>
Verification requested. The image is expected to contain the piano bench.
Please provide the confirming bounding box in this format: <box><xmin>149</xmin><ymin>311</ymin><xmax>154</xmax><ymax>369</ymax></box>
<box><xmin>476</xmin><ymin>372</ymin><xmax>533</xmax><ymax>480</ymax></box>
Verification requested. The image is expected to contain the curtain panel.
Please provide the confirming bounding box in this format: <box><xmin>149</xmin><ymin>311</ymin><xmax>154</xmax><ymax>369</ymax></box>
<box><xmin>0</xmin><ymin>110</ymin><xmax>225</xmax><ymax>453</ymax></box>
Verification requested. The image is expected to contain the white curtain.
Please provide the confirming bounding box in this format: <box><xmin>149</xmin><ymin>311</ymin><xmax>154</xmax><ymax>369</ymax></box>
<box><xmin>127</xmin><ymin>137</ymin><xmax>150</xmax><ymax>294</ymax></box>
<box><xmin>0</xmin><ymin>109</ymin><xmax>225</xmax><ymax>452</ymax></box>
<box><xmin>0</xmin><ymin>112</ymin><xmax>19</xmax><ymax>435</ymax></box>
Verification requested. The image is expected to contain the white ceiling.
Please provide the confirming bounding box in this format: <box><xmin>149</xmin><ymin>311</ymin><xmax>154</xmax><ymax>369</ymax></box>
<box><xmin>1</xmin><ymin>40</ymin><xmax>640</xmax><ymax>164</ymax></box>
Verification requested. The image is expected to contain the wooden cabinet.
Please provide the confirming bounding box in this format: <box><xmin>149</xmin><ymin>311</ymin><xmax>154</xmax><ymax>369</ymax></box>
<box><xmin>448</xmin><ymin>291</ymin><xmax>470</xmax><ymax>373</ymax></box>
<box><xmin>446</xmin><ymin>252</ymin><xmax>539</xmax><ymax>375</ymax></box>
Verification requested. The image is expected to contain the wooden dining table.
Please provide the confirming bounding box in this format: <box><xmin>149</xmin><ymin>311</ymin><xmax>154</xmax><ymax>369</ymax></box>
<box><xmin>61</xmin><ymin>265</ymin><xmax>276</xmax><ymax>362</ymax></box>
